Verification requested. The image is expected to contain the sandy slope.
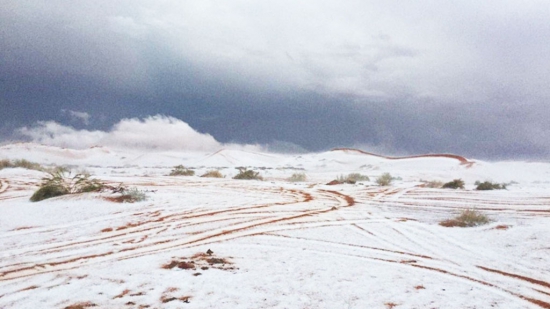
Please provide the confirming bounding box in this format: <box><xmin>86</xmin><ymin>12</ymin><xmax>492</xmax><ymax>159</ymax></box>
<box><xmin>0</xmin><ymin>144</ymin><xmax>549</xmax><ymax>308</ymax></box>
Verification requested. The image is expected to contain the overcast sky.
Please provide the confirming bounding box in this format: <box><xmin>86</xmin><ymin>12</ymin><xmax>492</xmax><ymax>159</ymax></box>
<box><xmin>2</xmin><ymin>1</ymin><xmax>549</xmax><ymax>159</ymax></box>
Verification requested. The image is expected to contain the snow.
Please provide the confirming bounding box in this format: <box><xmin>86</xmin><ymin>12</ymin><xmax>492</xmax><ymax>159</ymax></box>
<box><xmin>1</xmin><ymin>143</ymin><xmax>550</xmax><ymax>308</ymax></box>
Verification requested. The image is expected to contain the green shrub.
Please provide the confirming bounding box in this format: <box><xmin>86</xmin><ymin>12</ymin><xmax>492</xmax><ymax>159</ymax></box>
<box><xmin>476</xmin><ymin>181</ymin><xmax>506</xmax><ymax>190</ymax></box>
<box><xmin>30</xmin><ymin>170</ymin><xmax>104</xmax><ymax>202</ymax></box>
<box><xmin>376</xmin><ymin>173</ymin><xmax>393</xmax><ymax>186</ymax></box>
<box><xmin>442</xmin><ymin>179</ymin><xmax>465</xmax><ymax>189</ymax></box>
<box><xmin>169</xmin><ymin>165</ymin><xmax>195</xmax><ymax>176</ymax></box>
<box><xmin>201</xmin><ymin>170</ymin><xmax>224</xmax><ymax>178</ymax></box>
<box><xmin>287</xmin><ymin>172</ymin><xmax>307</xmax><ymax>182</ymax></box>
<box><xmin>439</xmin><ymin>209</ymin><xmax>490</xmax><ymax>227</ymax></box>
<box><xmin>30</xmin><ymin>185</ymin><xmax>69</xmax><ymax>202</ymax></box>
<box><xmin>233</xmin><ymin>167</ymin><xmax>263</xmax><ymax>180</ymax></box>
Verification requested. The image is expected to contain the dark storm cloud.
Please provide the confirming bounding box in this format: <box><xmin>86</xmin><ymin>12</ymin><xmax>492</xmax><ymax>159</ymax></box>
<box><xmin>1</xmin><ymin>1</ymin><xmax>549</xmax><ymax>159</ymax></box>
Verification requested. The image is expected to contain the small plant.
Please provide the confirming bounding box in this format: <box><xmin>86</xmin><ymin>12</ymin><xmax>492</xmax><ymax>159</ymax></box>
<box><xmin>30</xmin><ymin>170</ymin><xmax>104</xmax><ymax>202</ymax></box>
<box><xmin>439</xmin><ymin>209</ymin><xmax>490</xmax><ymax>227</ymax></box>
<box><xmin>287</xmin><ymin>173</ymin><xmax>307</xmax><ymax>182</ymax></box>
<box><xmin>0</xmin><ymin>159</ymin><xmax>44</xmax><ymax>171</ymax></box>
<box><xmin>376</xmin><ymin>173</ymin><xmax>393</xmax><ymax>186</ymax></box>
<box><xmin>119</xmin><ymin>187</ymin><xmax>147</xmax><ymax>203</ymax></box>
<box><xmin>0</xmin><ymin>159</ymin><xmax>12</xmax><ymax>169</ymax></box>
<box><xmin>336</xmin><ymin>173</ymin><xmax>369</xmax><ymax>184</ymax></box>
<box><xmin>30</xmin><ymin>183</ymin><xmax>70</xmax><ymax>202</ymax></box>
<box><xmin>476</xmin><ymin>181</ymin><xmax>506</xmax><ymax>190</ymax></box>
<box><xmin>422</xmin><ymin>180</ymin><xmax>443</xmax><ymax>188</ymax></box>
<box><xmin>442</xmin><ymin>179</ymin><xmax>465</xmax><ymax>189</ymax></box>
<box><xmin>169</xmin><ymin>165</ymin><xmax>195</xmax><ymax>176</ymax></box>
<box><xmin>200</xmin><ymin>170</ymin><xmax>224</xmax><ymax>178</ymax></box>
<box><xmin>233</xmin><ymin>167</ymin><xmax>263</xmax><ymax>180</ymax></box>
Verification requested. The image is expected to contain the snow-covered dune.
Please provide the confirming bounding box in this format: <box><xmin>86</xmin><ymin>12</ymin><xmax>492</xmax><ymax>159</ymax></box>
<box><xmin>1</xmin><ymin>143</ymin><xmax>550</xmax><ymax>308</ymax></box>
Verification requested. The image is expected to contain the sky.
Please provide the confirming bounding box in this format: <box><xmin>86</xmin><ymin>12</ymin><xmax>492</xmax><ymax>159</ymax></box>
<box><xmin>1</xmin><ymin>1</ymin><xmax>550</xmax><ymax>159</ymax></box>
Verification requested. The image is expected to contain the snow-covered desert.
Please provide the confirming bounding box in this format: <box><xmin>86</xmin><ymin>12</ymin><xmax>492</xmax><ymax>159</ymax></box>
<box><xmin>1</xmin><ymin>143</ymin><xmax>549</xmax><ymax>309</ymax></box>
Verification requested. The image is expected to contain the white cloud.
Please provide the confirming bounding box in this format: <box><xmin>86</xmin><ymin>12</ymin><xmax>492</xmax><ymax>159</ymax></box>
<box><xmin>61</xmin><ymin>109</ymin><xmax>91</xmax><ymax>125</ymax></box>
<box><xmin>16</xmin><ymin>115</ymin><xmax>262</xmax><ymax>152</ymax></box>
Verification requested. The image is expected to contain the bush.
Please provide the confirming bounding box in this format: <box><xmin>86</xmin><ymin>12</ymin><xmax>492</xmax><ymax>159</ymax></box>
<box><xmin>30</xmin><ymin>170</ymin><xmax>104</xmax><ymax>202</ymax></box>
<box><xmin>233</xmin><ymin>167</ymin><xmax>263</xmax><ymax>180</ymax></box>
<box><xmin>442</xmin><ymin>179</ymin><xmax>465</xmax><ymax>189</ymax></box>
<box><xmin>287</xmin><ymin>173</ymin><xmax>307</xmax><ymax>182</ymax></box>
<box><xmin>118</xmin><ymin>187</ymin><xmax>147</xmax><ymax>203</ymax></box>
<box><xmin>0</xmin><ymin>159</ymin><xmax>44</xmax><ymax>171</ymax></box>
<box><xmin>169</xmin><ymin>165</ymin><xmax>195</xmax><ymax>176</ymax></box>
<box><xmin>336</xmin><ymin>173</ymin><xmax>369</xmax><ymax>184</ymax></box>
<box><xmin>0</xmin><ymin>159</ymin><xmax>11</xmax><ymax>169</ymax></box>
<box><xmin>439</xmin><ymin>209</ymin><xmax>490</xmax><ymax>227</ymax></box>
<box><xmin>476</xmin><ymin>181</ymin><xmax>506</xmax><ymax>190</ymax></box>
<box><xmin>30</xmin><ymin>185</ymin><xmax>69</xmax><ymax>202</ymax></box>
<box><xmin>201</xmin><ymin>170</ymin><xmax>224</xmax><ymax>178</ymax></box>
<box><xmin>422</xmin><ymin>180</ymin><xmax>443</xmax><ymax>188</ymax></box>
<box><xmin>376</xmin><ymin>173</ymin><xmax>393</xmax><ymax>186</ymax></box>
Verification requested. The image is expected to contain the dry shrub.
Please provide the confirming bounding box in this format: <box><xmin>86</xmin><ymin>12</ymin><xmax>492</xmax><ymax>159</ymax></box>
<box><xmin>233</xmin><ymin>167</ymin><xmax>263</xmax><ymax>180</ymax></box>
<box><xmin>0</xmin><ymin>159</ymin><xmax>10</xmax><ymax>169</ymax></box>
<box><xmin>169</xmin><ymin>165</ymin><xmax>195</xmax><ymax>176</ymax></box>
<box><xmin>476</xmin><ymin>181</ymin><xmax>506</xmax><ymax>190</ymax></box>
<box><xmin>118</xmin><ymin>187</ymin><xmax>147</xmax><ymax>203</ymax></box>
<box><xmin>201</xmin><ymin>170</ymin><xmax>223</xmax><ymax>178</ymax></box>
<box><xmin>287</xmin><ymin>172</ymin><xmax>307</xmax><ymax>182</ymax></box>
<box><xmin>423</xmin><ymin>180</ymin><xmax>443</xmax><ymax>188</ymax></box>
<box><xmin>63</xmin><ymin>302</ymin><xmax>97</xmax><ymax>309</ymax></box>
<box><xmin>376</xmin><ymin>173</ymin><xmax>393</xmax><ymax>186</ymax></box>
<box><xmin>439</xmin><ymin>209</ymin><xmax>490</xmax><ymax>227</ymax></box>
<box><xmin>335</xmin><ymin>173</ymin><xmax>369</xmax><ymax>184</ymax></box>
<box><xmin>442</xmin><ymin>179</ymin><xmax>465</xmax><ymax>189</ymax></box>
<box><xmin>0</xmin><ymin>159</ymin><xmax>44</xmax><ymax>171</ymax></box>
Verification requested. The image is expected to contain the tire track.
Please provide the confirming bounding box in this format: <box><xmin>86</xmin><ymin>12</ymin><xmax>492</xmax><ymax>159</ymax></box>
<box><xmin>0</xmin><ymin>183</ymin><xmax>352</xmax><ymax>281</ymax></box>
<box><xmin>351</xmin><ymin>185</ymin><xmax>550</xmax><ymax>308</ymax></box>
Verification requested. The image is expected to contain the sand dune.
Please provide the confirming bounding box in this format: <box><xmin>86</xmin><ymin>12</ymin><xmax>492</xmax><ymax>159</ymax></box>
<box><xmin>1</xmin><ymin>144</ymin><xmax>549</xmax><ymax>308</ymax></box>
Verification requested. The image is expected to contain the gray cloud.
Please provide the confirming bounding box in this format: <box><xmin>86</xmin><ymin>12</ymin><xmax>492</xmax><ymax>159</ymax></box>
<box><xmin>1</xmin><ymin>1</ymin><xmax>550</xmax><ymax>159</ymax></box>
<box><xmin>4</xmin><ymin>1</ymin><xmax>549</xmax><ymax>100</ymax></box>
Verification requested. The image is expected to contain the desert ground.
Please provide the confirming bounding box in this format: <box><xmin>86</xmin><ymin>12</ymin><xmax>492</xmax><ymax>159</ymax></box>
<box><xmin>1</xmin><ymin>143</ymin><xmax>549</xmax><ymax>309</ymax></box>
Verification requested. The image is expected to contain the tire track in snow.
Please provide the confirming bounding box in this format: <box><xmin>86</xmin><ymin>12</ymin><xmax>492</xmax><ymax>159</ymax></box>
<box><xmin>0</xmin><ymin>183</ymin><xmax>353</xmax><ymax>281</ymax></box>
<box><xmin>351</xmin><ymin>186</ymin><xmax>550</xmax><ymax>308</ymax></box>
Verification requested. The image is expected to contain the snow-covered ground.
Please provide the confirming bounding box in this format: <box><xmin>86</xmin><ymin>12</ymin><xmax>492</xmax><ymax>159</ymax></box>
<box><xmin>1</xmin><ymin>143</ymin><xmax>549</xmax><ymax>309</ymax></box>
